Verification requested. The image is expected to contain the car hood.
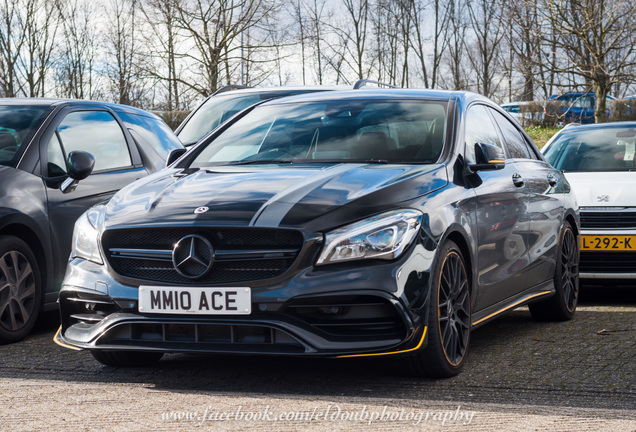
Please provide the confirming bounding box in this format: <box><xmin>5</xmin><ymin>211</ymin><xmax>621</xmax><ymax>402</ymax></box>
<box><xmin>564</xmin><ymin>171</ymin><xmax>636</xmax><ymax>208</ymax></box>
<box><xmin>103</xmin><ymin>163</ymin><xmax>448</xmax><ymax>230</ymax></box>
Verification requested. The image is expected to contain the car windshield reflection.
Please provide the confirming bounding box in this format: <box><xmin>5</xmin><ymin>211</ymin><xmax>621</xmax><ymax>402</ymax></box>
<box><xmin>190</xmin><ymin>100</ymin><xmax>447</xmax><ymax>167</ymax></box>
<box><xmin>544</xmin><ymin>126</ymin><xmax>636</xmax><ymax>172</ymax></box>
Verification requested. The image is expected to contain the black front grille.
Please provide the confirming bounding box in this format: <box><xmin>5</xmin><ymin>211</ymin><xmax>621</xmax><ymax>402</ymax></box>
<box><xmin>98</xmin><ymin>322</ymin><xmax>306</xmax><ymax>353</ymax></box>
<box><xmin>580</xmin><ymin>211</ymin><xmax>636</xmax><ymax>229</ymax></box>
<box><xmin>102</xmin><ymin>227</ymin><xmax>304</xmax><ymax>284</ymax></box>
<box><xmin>580</xmin><ymin>251</ymin><xmax>636</xmax><ymax>273</ymax></box>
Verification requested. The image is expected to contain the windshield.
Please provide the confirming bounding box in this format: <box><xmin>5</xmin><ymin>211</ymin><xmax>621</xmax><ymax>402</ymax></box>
<box><xmin>190</xmin><ymin>99</ymin><xmax>447</xmax><ymax>167</ymax></box>
<box><xmin>544</xmin><ymin>126</ymin><xmax>636</xmax><ymax>171</ymax></box>
<box><xmin>178</xmin><ymin>90</ymin><xmax>331</xmax><ymax>146</ymax></box>
<box><xmin>0</xmin><ymin>105</ymin><xmax>52</xmax><ymax>167</ymax></box>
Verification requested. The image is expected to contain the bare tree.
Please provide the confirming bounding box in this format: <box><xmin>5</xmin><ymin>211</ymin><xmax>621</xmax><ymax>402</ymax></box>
<box><xmin>465</xmin><ymin>0</ymin><xmax>506</xmax><ymax>97</ymax></box>
<box><xmin>103</xmin><ymin>0</ymin><xmax>147</xmax><ymax>106</ymax></box>
<box><xmin>139</xmin><ymin>0</ymin><xmax>184</xmax><ymax>110</ymax></box>
<box><xmin>55</xmin><ymin>0</ymin><xmax>100</xmax><ymax>99</ymax></box>
<box><xmin>304</xmin><ymin>0</ymin><xmax>330</xmax><ymax>84</ymax></box>
<box><xmin>0</xmin><ymin>0</ymin><xmax>24</xmax><ymax>97</ymax></box>
<box><xmin>288</xmin><ymin>0</ymin><xmax>308</xmax><ymax>84</ymax></box>
<box><xmin>409</xmin><ymin>0</ymin><xmax>451</xmax><ymax>89</ymax></box>
<box><xmin>442</xmin><ymin>0</ymin><xmax>469</xmax><ymax>90</ymax></box>
<box><xmin>329</xmin><ymin>0</ymin><xmax>370</xmax><ymax>81</ymax></box>
<box><xmin>543</xmin><ymin>0</ymin><xmax>636</xmax><ymax>122</ymax></box>
<box><xmin>15</xmin><ymin>0</ymin><xmax>58</xmax><ymax>97</ymax></box>
<box><xmin>169</xmin><ymin>0</ymin><xmax>274</xmax><ymax>96</ymax></box>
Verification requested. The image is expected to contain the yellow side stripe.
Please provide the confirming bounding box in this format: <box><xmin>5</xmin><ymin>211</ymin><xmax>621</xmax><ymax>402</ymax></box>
<box><xmin>488</xmin><ymin>159</ymin><xmax>505</xmax><ymax>163</ymax></box>
<box><xmin>337</xmin><ymin>327</ymin><xmax>427</xmax><ymax>358</ymax></box>
<box><xmin>472</xmin><ymin>290</ymin><xmax>552</xmax><ymax>326</ymax></box>
<box><xmin>53</xmin><ymin>326</ymin><xmax>82</xmax><ymax>351</ymax></box>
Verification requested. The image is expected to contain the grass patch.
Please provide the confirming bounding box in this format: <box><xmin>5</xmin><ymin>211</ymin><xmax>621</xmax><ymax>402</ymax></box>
<box><xmin>524</xmin><ymin>125</ymin><xmax>562</xmax><ymax>149</ymax></box>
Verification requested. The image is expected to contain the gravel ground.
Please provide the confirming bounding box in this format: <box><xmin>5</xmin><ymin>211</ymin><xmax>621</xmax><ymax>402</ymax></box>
<box><xmin>0</xmin><ymin>284</ymin><xmax>634</xmax><ymax>431</ymax></box>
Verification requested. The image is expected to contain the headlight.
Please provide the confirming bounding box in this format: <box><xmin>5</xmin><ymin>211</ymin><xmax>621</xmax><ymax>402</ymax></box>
<box><xmin>71</xmin><ymin>206</ymin><xmax>105</xmax><ymax>264</ymax></box>
<box><xmin>316</xmin><ymin>209</ymin><xmax>423</xmax><ymax>265</ymax></box>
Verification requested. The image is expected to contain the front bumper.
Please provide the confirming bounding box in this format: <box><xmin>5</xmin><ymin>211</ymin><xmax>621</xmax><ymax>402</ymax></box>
<box><xmin>56</xmin><ymin>244</ymin><xmax>435</xmax><ymax>357</ymax></box>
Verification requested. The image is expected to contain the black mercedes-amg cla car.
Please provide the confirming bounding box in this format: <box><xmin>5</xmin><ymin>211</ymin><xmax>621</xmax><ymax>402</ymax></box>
<box><xmin>56</xmin><ymin>90</ymin><xmax>579</xmax><ymax>377</ymax></box>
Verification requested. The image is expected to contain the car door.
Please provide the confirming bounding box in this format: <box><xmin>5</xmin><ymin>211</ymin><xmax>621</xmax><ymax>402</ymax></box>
<box><xmin>465</xmin><ymin>104</ymin><xmax>532</xmax><ymax>311</ymax></box>
<box><xmin>42</xmin><ymin>107</ymin><xmax>148</xmax><ymax>281</ymax></box>
<box><xmin>489</xmin><ymin>108</ymin><xmax>563</xmax><ymax>289</ymax></box>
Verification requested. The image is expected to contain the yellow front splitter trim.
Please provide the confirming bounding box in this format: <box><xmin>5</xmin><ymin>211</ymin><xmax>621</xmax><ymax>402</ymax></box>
<box><xmin>53</xmin><ymin>326</ymin><xmax>82</xmax><ymax>351</ymax></box>
<box><xmin>337</xmin><ymin>326</ymin><xmax>427</xmax><ymax>358</ymax></box>
<box><xmin>471</xmin><ymin>290</ymin><xmax>552</xmax><ymax>326</ymax></box>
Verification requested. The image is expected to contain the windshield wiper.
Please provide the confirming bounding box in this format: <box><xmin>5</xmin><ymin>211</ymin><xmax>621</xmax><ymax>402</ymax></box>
<box><xmin>224</xmin><ymin>159</ymin><xmax>295</xmax><ymax>166</ymax></box>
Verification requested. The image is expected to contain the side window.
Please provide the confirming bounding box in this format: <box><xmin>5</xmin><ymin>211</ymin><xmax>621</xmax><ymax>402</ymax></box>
<box><xmin>464</xmin><ymin>104</ymin><xmax>504</xmax><ymax>163</ymax></box>
<box><xmin>118</xmin><ymin>111</ymin><xmax>183</xmax><ymax>159</ymax></box>
<box><xmin>489</xmin><ymin>109</ymin><xmax>532</xmax><ymax>159</ymax></box>
<box><xmin>51</xmin><ymin>111</ymin><xmax>131</xmax><ymax>173</ymax></box>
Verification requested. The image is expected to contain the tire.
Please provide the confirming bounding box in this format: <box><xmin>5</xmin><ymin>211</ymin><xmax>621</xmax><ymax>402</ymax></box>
<box><xmin>91</xmin><ymin>350</ymin><xmax>164</xmax><ymax>367</ymax></box>
<box><xmin>529</xmin><ymin>221</ymin><xmax>579</xmax><ymax>322</ymax></box>
<box><xmin>408</xmin><ymin>240</ymin><xmax>471</xmax><ymax>378</ymax></box>
<box><xmin>0</xmin><ymin>235</ymin><xmax>42</xmax><ymax>344</ymax></box>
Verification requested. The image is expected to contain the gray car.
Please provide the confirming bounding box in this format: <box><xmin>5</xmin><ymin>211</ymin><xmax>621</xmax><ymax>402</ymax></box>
<box><xmin>0</xmin><ymin>98</ymin><xmax>184</xmax><ymax>343</ymax></box>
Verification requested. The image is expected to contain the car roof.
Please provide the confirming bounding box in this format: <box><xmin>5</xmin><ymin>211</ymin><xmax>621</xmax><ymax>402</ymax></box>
<box><xmin>256</xmin><ymin>88</ymin><xmax>491</xmax><ymax>106</ymax></box>
<box><xmin>0</xmin><ymin>98</ymin><xmax>158</xmax><ymax>118</ymax></box>
<box><xmin>549</xmin><ymin>93</ymin><xmax>616</xmax><ymax>99</ymax></box>
<box><xmin>557</xmin><ymin>121</ymin><xmax>636</xmax><ymax>131</ymax></box>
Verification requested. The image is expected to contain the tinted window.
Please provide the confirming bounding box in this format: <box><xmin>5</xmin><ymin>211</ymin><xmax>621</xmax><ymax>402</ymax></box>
<box><xmin>0</xmin><ymin>105</ymin><xmax>52</xmax><ymax>167</ymax></box>
<box><xmin>464</xmin><ymin>104</ymin><xmax>504</xmax><ymax>163</ymax></box>
<box><xmin>54</xmin><ymin>111</ymin><xmax>131</xmax><ymax>172</ymax></box>
<box><xmin>544</xmin><ymin>126</ymin><xmax>636</xmax><ymax>171</ymax></box>
<box><xmin>118</xmin><ymin>111</ymin><xmax>182</xmax><ymax>159</ymax></box>
<box><xmin>191</xmin><ymin>100</ymin><xmax>447</xmax><ymax>166</ymax></box>
<box><xmin>490</xmin><ymin>109</ymin><xmax>532</xmax><ymax>159</ymax></box>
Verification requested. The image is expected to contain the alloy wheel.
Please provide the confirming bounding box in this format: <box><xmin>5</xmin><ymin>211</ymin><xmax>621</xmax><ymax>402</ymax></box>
<box><xmin>0</xmin><ymin>250</ymin><xmax>36</xmax><ymax>332</ymax></box>
<box><xmin>438</xmin><ymin>252</ymin><xmax>470</xmax><ymax>366</ymax></box>
<box><xmin>560</xmin><ymin>228</ymin><xmax>578</xmax><ymax>312</ymax></box>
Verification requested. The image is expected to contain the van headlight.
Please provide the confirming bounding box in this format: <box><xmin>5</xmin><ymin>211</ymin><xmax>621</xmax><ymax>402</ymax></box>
<box><xmin>316</xmin><ymin>209</ymin><xmax>423</xmax><ymax>265</ymax></box>
<box><xmin>71</xmin><ymin>206</ymin><xmax>105</xmax><ymax>264</ymax></box>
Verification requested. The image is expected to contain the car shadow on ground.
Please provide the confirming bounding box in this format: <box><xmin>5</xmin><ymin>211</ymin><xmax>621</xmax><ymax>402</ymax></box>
<box><xmin>7</xmin><ymin>284</ymin><xmax>635</xmax><ymax>412</ymax></box>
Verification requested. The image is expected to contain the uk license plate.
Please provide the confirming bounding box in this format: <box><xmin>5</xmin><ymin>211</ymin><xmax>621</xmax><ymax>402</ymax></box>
<box><xmin>580</xmin><ymin>235</ymin><xmax>636</xmax><ymax>251</ymax></box>
<box><xmin>138</xmin><ymin>286</ymin><xmax>251</xmax><ymax>315</ymax></box>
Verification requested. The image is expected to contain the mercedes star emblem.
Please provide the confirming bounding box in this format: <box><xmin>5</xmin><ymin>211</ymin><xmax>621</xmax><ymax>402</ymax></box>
<box><xmin>194</xmin><ymin>206</ymin><xmax>209</xmax><ymax>214</ymax></box>
<box><xmin>172</xmin><ymin>235</ymin><xmax>214</xmax><ymax>278</ymax></box>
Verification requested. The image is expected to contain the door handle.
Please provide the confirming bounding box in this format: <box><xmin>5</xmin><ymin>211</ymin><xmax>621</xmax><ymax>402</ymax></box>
<box><xmin>547</xmin><ymin>173</ymin><xmax>558</xmax><ymax>187</ymax></box>
<box><xmin>512</xmin><ymin>173</ymin><xmax>524</xmax><ymax>187</ymax></box>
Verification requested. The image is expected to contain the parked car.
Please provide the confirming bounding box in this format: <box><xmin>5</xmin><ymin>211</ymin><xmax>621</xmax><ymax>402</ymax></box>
<box><xmin>56</xmin><ymin>89</ymin><xmax>579</xmax><ymax>378</ymax></box>
<box><xmin>542</xmin><ymin>122</ymin><xmax>636</xmax><ymax>280</ymax></box>
<box><xmin>176</xmin><ymin>81</ymin><xmax>396</xmax><ymax>146</ymax></box>
<box><xmin>0</xmin><ymin>98</ymin><xmax>184</xmax><ymax>343</ymax></box>
<box><xmin>548</xmin><ymin>93</ymin><xmax>615</xmax><ymax>124</ymax></box>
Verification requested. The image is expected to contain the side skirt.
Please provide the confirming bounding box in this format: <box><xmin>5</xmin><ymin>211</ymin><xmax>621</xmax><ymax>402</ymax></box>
<box><xmin>470</xmin><ymin>280</ymin><xmax>554</xmax><ymax>329</ymax></box>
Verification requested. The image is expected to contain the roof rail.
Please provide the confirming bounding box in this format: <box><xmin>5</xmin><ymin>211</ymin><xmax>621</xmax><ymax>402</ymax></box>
<box><xmin>212</xmin><ymin>84</ymin><xmax>252</xmax><ymax>95</ymax></box>
<box><xmin>353</xmin><ymin>79</ymin><xmax>400</xmax><ymax>90</ymax></box>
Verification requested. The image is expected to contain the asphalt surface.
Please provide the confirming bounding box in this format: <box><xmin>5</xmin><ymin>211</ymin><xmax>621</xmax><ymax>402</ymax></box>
<box><xmin>0</xmin><ymin>283</ymin><xmax>634</xmax><ymax>431</ymax></box>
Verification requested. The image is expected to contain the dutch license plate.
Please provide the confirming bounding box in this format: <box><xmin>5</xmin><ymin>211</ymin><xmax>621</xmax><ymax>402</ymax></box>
<box><xmin>580</xmin><ymin>235</ymin><xmax>636</xmax><ymax>251</ymax></box>
<box><xmin>138</xmin><ymin>286</ymin><xmax>251</xmax><ymax>315</ymax></box>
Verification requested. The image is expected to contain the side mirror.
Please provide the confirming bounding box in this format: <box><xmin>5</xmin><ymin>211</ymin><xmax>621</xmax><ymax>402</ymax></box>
<box><xmin>468</xmin><ymin>142</ymin><xmax>505</xmax><ymax>172</ymax></box>
<box><xmin>61</xmin><ymin>151</ymin><xmax>95</xmax><ymax>194</ymax></box>
<box><xmin>166</xmin><ymin>148</ymin><xmax>187</xmax><ymax>167</ymax></box>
